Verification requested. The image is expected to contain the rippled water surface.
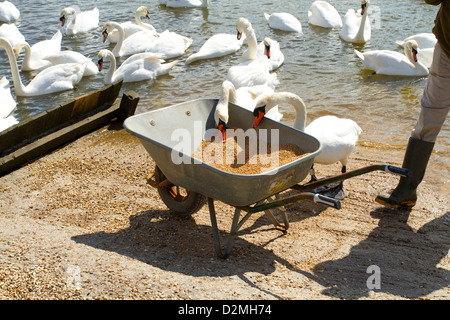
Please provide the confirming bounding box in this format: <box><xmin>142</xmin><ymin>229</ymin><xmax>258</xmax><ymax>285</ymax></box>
<box><xmin>1</xmin><ymin>0</ymin><xmax>448</xmax><ymax>165</ymax></box>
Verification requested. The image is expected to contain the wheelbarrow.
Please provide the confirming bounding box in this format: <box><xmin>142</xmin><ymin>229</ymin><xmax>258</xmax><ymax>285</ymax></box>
<box><xmin>124</xmin><ymin>99</ymin><xmax>410</xmax><ymax>258</ymax></box>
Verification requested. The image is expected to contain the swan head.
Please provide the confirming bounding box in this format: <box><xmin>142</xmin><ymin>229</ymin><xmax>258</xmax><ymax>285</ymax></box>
<box><xmin>236</xmin><ymin>18</ymin><xmax>251</xmax><ymax>40</ymax></box>
<box><xmin>215</xmin><ymin>81</ymin><xmax>235</xmax><ymax>140</ymax></box>
<box><xmin>59</xmin><ymin>7</ymin><xmax>74</xmax><ymax>26</ymax></box>
<box><xmin>361</xmin><ymin>0</ymin><xmax>370</xmax><ymax>15</ymax></box>
<box><xmin>405</xmin><ymin>40</ymin><xmax>420</xmax><ymax>62</ymax></box>
<box><xmin>252</xmin><ymin>93</ymin><xmax>276</xmax><ymax>128</ymax></box>
<box><xmin>13</xmin><ymin>42</ymin><xmax>29</xmax><ymax>58</ymax></box>
<box><xmin>137</xmin><ymin>6</ymin><xmax>150</xmax><ymax>19</ymax></box>
<box><xmin>102</xmin><ymin>22</ymin><xmax>115</xmax><ymax>43</ymax></box>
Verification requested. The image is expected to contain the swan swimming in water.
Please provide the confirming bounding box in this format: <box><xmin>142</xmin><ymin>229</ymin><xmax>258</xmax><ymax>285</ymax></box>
<box><xmin>264</xmin><ymin>12</ymin><xmax>303</xmax><ymax>33</ymax></box>
<box><xmin>354</xmin><ymin>40</ymin><xmax>429</xmax><ymax>76</ymax></box>
<box><xmin>107</xmin><ymin>6</ymin><xmax>157</xmax><ymax>44</ymax></box>
<box><xmin>60</xmin><ymin>7</ymin><xmax>99</xmax><ymax>35</ymax></box>
<box><xmin>308</xmin><ymin>1</ymin><xmax>343</xmax><ymax>28</ymax></box>
<box><xmin>0</xmin><ymin>37</ymin><xmax>89</xmax><ymax>97</ymax></box>
<box><xmin>0</xmin><ymin>0</ymin><xmax>20</xmax><ymax>23</ymax></box>
<box><xmin>339</xmin><ymin>0</ymin><xmax>371</xmax><ymax>44</ymax></box>
<box><xmin>252</xmin><ymin>92</ymin><xmax>362</xmax><ymax>199</ymax></box>
<box><xmin>227</xmin><ymin>18</ymin><xmax>279</xmax><ymax>89</ymax></box>
<box><xmin>97</xmin><ymin>49</ymin><xmax>178</xmax><ymax>84</ymax></box>
<box><xmin>13</xmin><ymin>30</ymin><xmax>62</xmax><ymax>71</ymax></box>
<box><xmin>159</xmin><ymin>0</ymin><xmax>208</xmax><ymax>8</ymax></box>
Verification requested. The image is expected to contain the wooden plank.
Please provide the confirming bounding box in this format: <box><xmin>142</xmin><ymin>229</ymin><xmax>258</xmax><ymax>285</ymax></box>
<box><xmin>0</xmin><ymin>98</ymin><xmax>122</xmax><ymax>176</ymax></box>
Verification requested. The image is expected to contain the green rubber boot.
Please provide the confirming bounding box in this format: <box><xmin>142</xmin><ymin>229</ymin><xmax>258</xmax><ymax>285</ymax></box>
<box><xmin>376</xmin><ymin>137</ymin><xmax>434</xmax><ymax>208</ymax></box>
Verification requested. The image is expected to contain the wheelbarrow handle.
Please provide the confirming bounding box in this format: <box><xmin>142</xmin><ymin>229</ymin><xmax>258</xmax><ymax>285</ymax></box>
<box><xmin>385</xmin><ymin>165</ymin><xmax>412</xmax><ymax>178</ymax></box>
<box><xmin>313</xmin><ymin>194</ymin><xmax>341</xmax><ymax>209</ymax></box>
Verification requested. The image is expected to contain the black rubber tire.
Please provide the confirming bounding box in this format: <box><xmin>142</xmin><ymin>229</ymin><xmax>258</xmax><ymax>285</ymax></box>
<box><xmin>154</xmin><ymin>166</ymin><xmax>206</xmax><ymax>217</ymax></box>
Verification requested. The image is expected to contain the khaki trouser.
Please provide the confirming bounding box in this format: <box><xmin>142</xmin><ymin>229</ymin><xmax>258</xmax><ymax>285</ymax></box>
<box><xmin>411</xmin><ymin>42</ymin><xmax>450</xmax><ymax>143</ymax></box>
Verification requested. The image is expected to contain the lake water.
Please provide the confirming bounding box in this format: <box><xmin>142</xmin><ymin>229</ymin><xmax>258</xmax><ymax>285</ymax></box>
<box><xmin>1</xmin><ymin>0</ymin><xmax>448</xmax><ymax>173</ymax></box>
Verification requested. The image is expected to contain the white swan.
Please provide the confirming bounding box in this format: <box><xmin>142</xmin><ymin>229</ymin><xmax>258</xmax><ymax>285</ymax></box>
<box><xmin>0</xmin><ymin>76</ymin><xmax>17</xmax><ymax>132</ymax></box>
<box><xmin>185</xmin><ymin>32</ymin><xmax>245</xmax><ymax>64</ymax></box>
<box><xmin>226</xmin><ymin>18</ymin><xmax>278</xmax><ymax>89</ymax></box>
<box><xmin>60</xmin><ymin>7</ymin><xmax>99</xmax><ymax>35</ymax></box>
<box><xmin>354</xmin><ymin>40</ymin><xmax>429</xmax><ymax>76</ymax></box>
<box><xmin>38</xmin><ymin>50</ymin><xmax>98</xmax><ymax>76</ymax></box>
<box><xmin>396</xmin><ymin>33</ymin><xmax>437</xmax><ymax>69</ymax></box>
<box><xmin>159</xmin><ymin>0</ymin><xmax>208</xmax><ymax>8</ymax></box>
<box><xmin>107</xmin><ymin>6</ymin><xmax>157</xmax><ymax>44</ymax></box>
<box><xmin>308</xmin><ymin>1</ymin><xmax>343</xmax><ymax>28</ymax></box>
<box><xmin>396</xmin><ymin>33</ymin><xmax>437</xmax><ymax>49</ymax></box>
<box><xmin>0</xmin><ymin>37</ymin><xmax>88</xmax><ymax>97</ymax></box>
<box><xmin>257</xmin><ymin>37</ymin><xmax>284</xmax><ymax>71</ymax></box>
<box><xmin>339</xmin><ymin>0</ymin><xmax>371</xmax><ymax>44</ymax></box>
<box><xmin>102</xmin><ymin>21</ymin><xmax>159</xmax><ymax>58</ymax></box>
<box><xmin>252</xmin><ymin>92</ymin><xmax>362</xmax><ymax>199</ymax></box>
<box><xmin>0</xmin><ymin>0</ymin><xmax>20</xmax><ymax>23</ymax></box>
<box><xmin>13</xmin><ymin>30</ymin><xmax>62</xmax><ymax>71</ymax></box>
<box><xmin>144</xmin><ymin>29</ymin><xmax>193</xmax><ymax>59</ymax></box>
<box><xmin>264</xmin><ymin>12</ymin><xmax>303</xmax><ymax>33</ymax></box>
<box><xmin>97</xmin><ymin>49</ymin><xmax>178</xmax><ymax>85</ymax></box>
<box><xmin>0</xmin><ymin>23</ymin><xmax>25</xmax><ymax>47</ymax></box>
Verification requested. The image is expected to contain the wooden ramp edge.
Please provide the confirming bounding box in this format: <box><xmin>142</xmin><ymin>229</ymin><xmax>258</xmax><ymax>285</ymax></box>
<box><xmin>0</xmin><ymin>81</ymin><xmax>140</xmax><ymax>176</ymax></box>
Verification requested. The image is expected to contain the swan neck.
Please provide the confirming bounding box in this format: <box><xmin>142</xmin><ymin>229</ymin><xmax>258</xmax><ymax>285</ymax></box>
<box><xmin>19</xmin><ymin>43</ymin><xmax>33</xmax><ymax>69</ymax></box>
<box><xmin>243</xmin><ymin>25</ymin><xmax>258</xmax><ymax>59</ymax></box>
<box><xmin>290</xmin><ymin>96</ymin><xmax>307</xmax><ymax>132</ymax></box>
<box><xmin>111</xmin><ymin>22</ymin><xmax>124</xmax><ymax>56</ymax></box>
<box><xmin>1</xmin><ymin>41</ymin><xmax>26</xmax><ymax>95</ymax></box>
<box><xmin>104</xmin><ymin>51</ymin><xmax>117</xmax><ymax>84</ymax></box>
<box><xmin>355</xmin><ymin>5</ymin><xmax>369</xmax><ymax>42</ymax></box>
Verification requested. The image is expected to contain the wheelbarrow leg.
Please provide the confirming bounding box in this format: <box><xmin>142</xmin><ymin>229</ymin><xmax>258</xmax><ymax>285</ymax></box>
<box><xmin>263</xmin><ymin>194</ymin><xmax>289</xmax><ymax>230</ymax></box>
<box><xmin>208</xmin><ymin>198</ymin><xmax>241</xmax><ymax>259</ymax></box>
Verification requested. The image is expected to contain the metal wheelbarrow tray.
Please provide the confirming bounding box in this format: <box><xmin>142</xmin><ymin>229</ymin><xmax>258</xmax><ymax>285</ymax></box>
<box><xmin>124</xmin><ymin>99</ymin><xmax>411</xmax><ymax>258</ymax></box>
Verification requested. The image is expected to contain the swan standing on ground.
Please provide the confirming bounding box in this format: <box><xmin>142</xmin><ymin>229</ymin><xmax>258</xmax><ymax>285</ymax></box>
<box><xmin>264</xmin><ymin>12</ymin><xmax>303</xmax><ymax>33</ymax></box>
<box><xmin>308</xmin><ymin>1</ymin><xmax>343</xmax><ymax>28</ymax></box>
<box><xmin>0</xmin><ymin>76</ymin><xmax>18</xmax><ymax>132</ymax></box>
<box><xmin>97</xmin><ymin>49</ymin><xmax>178</xmax><ymax>84</ymax></box>
<box><xmin>0</xmin><ymin>23</ymin><xmax>25</xmax><ymax>47</ymax></box>
<box><xmin>252</xmin><ymin>92</ymin><xmax>362</xmax><ymax>199</ymax></box>
<box><xmin>226</xmin><ymin>18</ymin><xmax>278</xmax><ymax>89</ymax></box>
<box><xmin>13</xmin><ymin>30</ymin><xmax>62</xmax><ymax>71</ymax></box>
<box><xmin>185</xmin><ymin>32</ymin><xmax>245</xmax><ymax>64</ymax></box>
<box><xmin>0</xmin><ymin>37</ymin><xmax>89</xmax><ymax>97</ymax></box>
<box><xmin>354</xmin><ymin>40</ymin><xmax>429</xmax><ymax>76</ymax></box>
<box><xmin>144</xmin><ymin>29</ymin><xmax>193</xmax><ymax>59</ymax></box>
<box><xmin>102</xmin><ymin>21</ymin><xmax>159</xmax><ymax>58</ymax></box>
<box><xmin>339</xmin><ymin>0</ymin><xmax>371</xmax><ymax>44</ymax></box>
<box><xmin>0</xmin><ymin>0</ymin><xmax>20</xmax><ymax>23</ymax></box>
<box><xmin>107</xmin><ymin>6</ymin><xmax>157</xmax><ymax>44</ymax></box>
<box><xmin>159</xmin><ymin>0</ymin><xmax>208</xmax><ymax>8</ymax></box>
<box><xmin>60</xmin><ymin>7</ymin><xmax>99</xmax><ymax>35</ymax></box>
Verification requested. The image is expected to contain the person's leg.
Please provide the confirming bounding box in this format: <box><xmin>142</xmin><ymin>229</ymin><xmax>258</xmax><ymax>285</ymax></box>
<box><xmin>376</xmin><ymin>43</ymin><xmax>450</xmax><ymax>208</ymax></box>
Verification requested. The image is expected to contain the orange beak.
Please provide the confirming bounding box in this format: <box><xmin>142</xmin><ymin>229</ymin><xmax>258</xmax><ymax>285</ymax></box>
<box><xmin>237</xmin><ymin>29</ymin><xmax>242</xmax><ymax>40</ymax></box>
<box><xmin>60</xmin><ymin>15</ymin><xmax>65</xmax><ymax>26</ymax></box>
<box><xmin>265</xmin><ymin>45</ymin><xmax>271</xmax><ymax>59</ymax></box>
<box><xmin>102</xmin><ymin>30</ymin><xmax>108</xmax><ymax>43</ymax></box>
<box><xmin>253</xmin><ymin>107</ymin><xmax>266</xmax><ymax>128</ymax></box>
<box><xmin>412</xmin><ymin>48</ymin><xmax>418</xmax><ymax>62</ymax></box>
<box><xmin>98</xmin><ymin>58</ymin><xmax>103</xmax><ymax>71</ymax></box>
<box><xmin>218</xmin><ymin>119</ymin><xmax>227</xmax><ymax>140</ymax></box>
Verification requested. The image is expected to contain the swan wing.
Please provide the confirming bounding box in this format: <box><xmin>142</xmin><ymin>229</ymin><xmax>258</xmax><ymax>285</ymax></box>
<box><xmin>0</xmin><ymin>24</ymin><xmax>25</xmax><ymax>47</ymax></box>
<box><xmin>264</xmin><ymin>12</ymin><xmax>302</xmax><ymax>33</ymax></box>
<box><xmin>0</xmin><ymin>76</ymin><xmax>16</xmax><ymax>118</ymax></box>
<box><xmin>308</xmin><ymin>1</ymin><xmax>343</xmax><ymax>28</ymax></box>
<box><xmin>186</xmin><ymin>33</ymin><xmax>244</xmax><ymax>64</ymax></box>
<box><xmin>0</xmin><ymin>1</ymin><xmax>20</xmax><ymax>23</ymax></box>
<box><xmin>227</xmin><ymin>60</ymin><xmax>279</xmax><ymax>89</ymax></box>
<box><xmin>145</xmin><ymin>30</ymin><xmax>192</xmax><ymax>59</ymax></box>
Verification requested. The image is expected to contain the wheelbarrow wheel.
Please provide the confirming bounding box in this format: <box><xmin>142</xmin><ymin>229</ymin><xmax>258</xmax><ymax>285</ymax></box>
<box><xmin>153</xmin><ymin>166</ymin><xmax>207</xmax><ymax>217</ymax></box>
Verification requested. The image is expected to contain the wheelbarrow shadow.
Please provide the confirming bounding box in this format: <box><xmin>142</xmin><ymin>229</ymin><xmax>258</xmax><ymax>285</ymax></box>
<box><xmin>309</xmin><ymin>209</ymin><xmax>450</xmax><ymax>299</ymax></box>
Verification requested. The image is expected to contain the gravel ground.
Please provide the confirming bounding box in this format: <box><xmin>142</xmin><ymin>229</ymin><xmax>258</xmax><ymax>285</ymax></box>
<box><xmin>0</xmin><ymin>122</ymin><xmax>448</xmax><ymax>300</ymax></box>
